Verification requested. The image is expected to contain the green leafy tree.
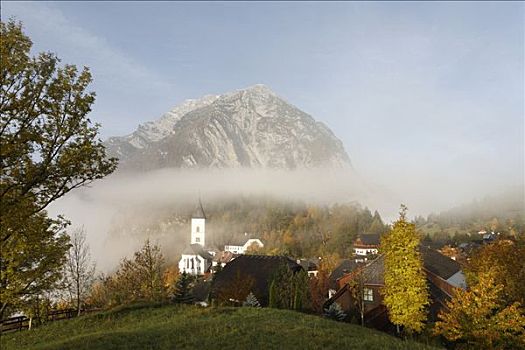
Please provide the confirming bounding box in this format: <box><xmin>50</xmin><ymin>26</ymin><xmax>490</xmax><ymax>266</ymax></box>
<box><xmin>268</xmin><ymin>264</ymin><xmax>309</xmax><ymax>310</ymax></box>
<box><xmin>131</xmin><ymin>239</ymin><xmax>166</xmax><ymax>302</ymax></box>
<box><xmin>380</xmin><ymin>205</ymin><xmax>429</xmax><ymax>334</ymax></box>
<box><xmin>0</xmin><ymin>20</ymin><xmax>117</xmax><ymax>317</ymax></box>
<box><xmin>1</xmin><ymin>210</ymin><xmax>70</xmax><ymax>318</ymax></box>
<box><xmin>83</xmin><ymin>240</ymin><xmax>166</xmax><ymax>308</ymax></box>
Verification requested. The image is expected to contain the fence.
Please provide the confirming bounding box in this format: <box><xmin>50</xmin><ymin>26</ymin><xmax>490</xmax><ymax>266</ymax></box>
<box><xmin>1</xmin><ymin>308</ymin><xmax>97</xmax><ymax>333</ymax></box>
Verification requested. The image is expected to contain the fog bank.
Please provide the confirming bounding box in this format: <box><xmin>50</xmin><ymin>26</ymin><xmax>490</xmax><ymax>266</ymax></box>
<box><xmin>47</xmin><ymin>167</ymin><xmax>523</xmax><ymax>271</ymax></box>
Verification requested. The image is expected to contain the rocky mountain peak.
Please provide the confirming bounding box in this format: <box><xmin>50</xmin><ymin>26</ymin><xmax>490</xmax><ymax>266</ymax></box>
<box><xmin>105</xmin><ymin>85</ymin><xmax>351</xmax><ymax>171</ymax></box>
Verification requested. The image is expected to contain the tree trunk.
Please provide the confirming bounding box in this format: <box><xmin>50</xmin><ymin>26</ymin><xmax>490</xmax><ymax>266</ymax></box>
<box><xmin>0</xmin><ymin>302</ymin><xmax>7</xmax><ymax>320</ymax></box>
<box><xmin>77</xmin><ymin>278</ymin><xmax>81</xmax><ymax>316</ymax></box>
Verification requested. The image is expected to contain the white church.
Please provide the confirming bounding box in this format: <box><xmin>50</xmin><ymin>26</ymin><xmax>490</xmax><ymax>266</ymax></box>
<box><xmin>178</xmin><ymin>204</ymin><xmax>215</xmax><ymax>275</ymax></box>
<box><xmin>178</xmin><ymin>202</ymin><xmax>264</xmax><ymax>276</ymax></box>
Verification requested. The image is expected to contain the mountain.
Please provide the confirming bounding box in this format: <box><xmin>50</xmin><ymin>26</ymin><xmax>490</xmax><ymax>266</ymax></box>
<box><xmin>105</xmin><ymin>85</ymin><xmax>351</xmax><ymax>171</ymax></box>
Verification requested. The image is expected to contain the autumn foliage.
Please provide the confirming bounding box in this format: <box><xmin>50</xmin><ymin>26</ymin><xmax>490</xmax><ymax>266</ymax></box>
<box><xmin>434</xmin><ymin>238</ymin><xmax>525</xmax><ymax>348</ymax></box>
<box><xmin>380</xmin><ymin>205</ymin><xmax>429</xmax><ymax>334</ymax></box>
<box><xmin>434</xmin><ymin>270</ymin><xmax>525</xmax><ymax>349</ymax></box>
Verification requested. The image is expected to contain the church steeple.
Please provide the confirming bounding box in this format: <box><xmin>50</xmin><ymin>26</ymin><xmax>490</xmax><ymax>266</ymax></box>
<box><xmin>192</xmin><ymin>198</ymin><xmax>206</xmax><ymax>219</ymax></box>
<box><xmin>190</xmin><ymin>199</ymin><xmax>206</xmax><ymax>246</ymax></box>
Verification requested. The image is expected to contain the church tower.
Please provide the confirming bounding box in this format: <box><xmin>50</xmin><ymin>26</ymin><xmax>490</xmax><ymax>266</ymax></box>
<box><xmin>191</xmin><ymin>200</ymin><xmax>206</xmax><ymax>246</ymax></box>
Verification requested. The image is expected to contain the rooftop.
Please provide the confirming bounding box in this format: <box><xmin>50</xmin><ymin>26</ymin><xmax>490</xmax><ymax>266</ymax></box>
<box><xmin>354</xmin><ymin>233</ymin><xmax>381</xmax><ymax>247</ymax></box>
<box><xmin>420</xmin><ymin>246</ymin><xmax>462</xmax><ymax>280</ymax></box>
<box><xmin>210</xmin><ymin>255</ymin><xmax>302</xmax><ymax>305</ymax></box>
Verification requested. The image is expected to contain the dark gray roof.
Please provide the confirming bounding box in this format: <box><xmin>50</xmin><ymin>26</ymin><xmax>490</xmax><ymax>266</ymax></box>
<box><xmin>355</xmin><ymin>233</ymin><xmax>381</xmax><ymax>246</ymax></box>
<box><xmin>329</xmin><ymin>259</ymin><xmax>360</xmax><ymax>289</ymax></box>
<box><xmin>182</xmin><ymin>244</ymin><xmax>214</xmax><ymax>260</ymax></box>
<box><xmin>361</xmin><ymin>255</ymin><xmax>385</xmax><ymax>285</ymax></box>
<box><xmin>420</xmin><ymin>246</ymin><xmax>461</xmax><ymax>280</ymax></box>
<box><xmin>360</xmin><ymin>247</ymin><xmax>460</xmax><ymax>283</ymax></box>
<box><xmin>325</xmin><ymin>249</ymin><xmax>460</xmax><ymax>318</ymax></box>
<box><xmin>297</xmin><ymin>259</ymin><xmax>318</xmax><ymax>272</ymax></box>
<box><xmin>210</xmin><ymin>255</ymin><xmax>302</xmax><ymax>306</ymax></box>
<box><xmin>182</xmin><ymin>245</ymin><xmax>195</xmax><ymax>254</ymax></box>
<box><xmin>331</xmin><ymin>246</ymin><xmax>459</xmax><ymax>289</ymax></box>
<box><xmin>212</xmin><ymin>251</ymin><xmax>237</xmax><ymax>263</ymax></box>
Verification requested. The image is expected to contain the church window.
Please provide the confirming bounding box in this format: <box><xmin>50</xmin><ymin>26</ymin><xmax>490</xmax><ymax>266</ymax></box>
<box><xmin>195</xmin><ymin>237</ymin><xmax>200</xmax><ymax>242</ymax></box>
<box><xmin>196</xmin><ymin>226</ymin><xmax>200</xmax><ymax>233</ymax></box>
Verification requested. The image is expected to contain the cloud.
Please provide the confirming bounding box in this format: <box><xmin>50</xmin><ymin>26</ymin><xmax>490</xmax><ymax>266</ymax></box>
<box><xmin>47</xmin><ymin>166</ymin><xmax>521</xmax><ymax>270</ymax></box>
<box><xmin>2</xmin><ymin>2</ymin><xmax>178</xmax><ymax>137</ymax></box>
<box><xmin>4</xmin><ymin>2</ymin><xmax>171</xmax><ymax>90</ymax></box>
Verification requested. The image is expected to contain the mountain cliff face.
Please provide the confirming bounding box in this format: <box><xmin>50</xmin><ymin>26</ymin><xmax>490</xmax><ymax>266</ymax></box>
<box><xmin>105</xmin><ymin>85</ymin><xmax>351</xmax><ymax>171</ymax></box>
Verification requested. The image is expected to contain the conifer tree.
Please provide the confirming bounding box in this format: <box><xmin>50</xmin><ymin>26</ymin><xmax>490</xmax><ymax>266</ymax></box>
<box><xmin>380</xmin><ymin>205</ymin><xmax>429</xmax><ymax>334</ymax></box>
<box><xmin>324</xmin><ymin>302</ymin><xmax>346</xmax><ymax>322</ymax></box>
<box><xmin>172</xmin><ymin>272</ymin><xmax>194</xmax><ymax>304</ymax></box>
<box><xmin>268</xmin><ymin>279</ymin><xmax>277</xmax><ymax>308</ymax></box>
<box><xmin>243</xmin><ymin>292</ymin><xmax>261</xmax><ymax>308</ymax></box>
<box><xmin>268</xmin><ymin>264</ymin><xmax>309</xmax><ymax>310</ymax></box>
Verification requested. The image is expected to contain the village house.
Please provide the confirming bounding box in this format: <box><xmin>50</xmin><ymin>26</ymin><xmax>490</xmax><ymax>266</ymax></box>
<box><xmin>296</xmin><ymin>258</ymin><xmax>319</xmax><ymax>277</ymax></box>
<box><xmin>353</xmin><ymin>233</ymin><xmax>380</xmax><ymax>262</ymax></box>
<box><xmin>325</xmin><ymin>246</ymin><xmax>466</xmax><ymax>330</ymax></box>
<box><xmin>328</xmin><ymin>259</ymin><xmax>361</xmax><ymax>298</ymax></box>
<box><xmin>210</xmin><ymin>255</ymin><xmax>303</xmax><ymax>306</ymax></box>
<box><xmin>224</xmin><ymin>233</ymin><xmax>264</xmax><ymax>254</ymax></box>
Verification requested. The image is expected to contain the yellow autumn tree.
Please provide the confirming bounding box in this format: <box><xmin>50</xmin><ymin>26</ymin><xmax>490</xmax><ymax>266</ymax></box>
<box><xmin>380</xmin><ymin>205</ymin><xmax>429</xmax><ymax>334</ymax></box>
<box><xmin>467</xmin><ymin>238</ymin><xmax>525</xmax><ymax>305</ymax></box>
<box><xmin>434</xmin><ymin>270</ymin><xmax>525</xmax><ymax>349</ymax></box>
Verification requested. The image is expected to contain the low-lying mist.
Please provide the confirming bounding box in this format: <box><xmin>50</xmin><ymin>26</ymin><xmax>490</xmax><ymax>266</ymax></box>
<box><xmin>47</xmin><ymin>167</ymin><xmax>523</xmax><ymax>271</ymax></box>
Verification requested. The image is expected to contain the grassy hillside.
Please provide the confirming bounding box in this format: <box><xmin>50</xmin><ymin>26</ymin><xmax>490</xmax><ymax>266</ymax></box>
<box><xmin>2</xmin><ymin>303</ymin><xmax>440</xmax><ymax>350</ymax></box>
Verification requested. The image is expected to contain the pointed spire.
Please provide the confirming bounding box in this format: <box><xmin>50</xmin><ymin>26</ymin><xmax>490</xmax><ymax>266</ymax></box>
<box><xmin>192</xmin><ymin>197</ymin><xmax>206</xmax><ymax>219</ymax></box>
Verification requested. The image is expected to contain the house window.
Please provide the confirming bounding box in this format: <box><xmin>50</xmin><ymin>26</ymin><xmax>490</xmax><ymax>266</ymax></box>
<box><xmin>364</xmin><ymin>288</ymin><xmax>373</xmax><ymax>301</ymax></box>
<box><xmin>195</xmin><ymin>237</ymin><xmax>200</xmax><ymax>242</ymax></box>
<box><xmin>196</xmin><ymin>226</ymin><xmax>200</xmax><ymax>233</ymax></box>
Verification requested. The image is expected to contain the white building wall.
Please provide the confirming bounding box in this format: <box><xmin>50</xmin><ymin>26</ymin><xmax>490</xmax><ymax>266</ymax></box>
<box><xmin>179</xmin><ymin>254</ymin><xmax>206</xmax><ymax>276</ymax></box>
<box><xmin>447</xmin><ymin>271</ymin><xmax>467</xmax><ymax>289</ymax></box>
<box><xmin>224</xmin><ymin>239</ymin><xmax>264</xmax><ymax>254</ymax></box>
<box><xmin>224</xmin><ymin>245</ymin><xmax>244</xmax><ymax>254</ymax></box>
<box><xmin>191</xmin><ymin>218</ymin><xmax>206</xmax><ymax>246</ymax></box>
<box><xmin>354</xmin><ymin>248</ymin><xmax>378</xmax><ymax>256</ymax></box>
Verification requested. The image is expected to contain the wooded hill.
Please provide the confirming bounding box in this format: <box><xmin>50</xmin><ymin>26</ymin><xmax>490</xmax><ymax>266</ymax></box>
<box><xmin>105</xmin><ymin>196</ymin><xmax>389</xmax><ymax>260</ymax></box>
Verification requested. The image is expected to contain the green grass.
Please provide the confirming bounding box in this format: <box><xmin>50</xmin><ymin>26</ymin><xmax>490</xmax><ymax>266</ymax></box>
<box><xmin>1</xmin><ymin>303</ymin><xmax>440</xmax><ymax>350</ymax></box>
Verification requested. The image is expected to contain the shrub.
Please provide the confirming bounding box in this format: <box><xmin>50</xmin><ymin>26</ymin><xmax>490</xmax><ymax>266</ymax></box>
<box><xmin>243</xmin><ymin>292</ymin><xmax>261</xmax><ymax>308</ymax></box>
<box><xmin>324</xmin><ymin>302</ymin><xmax>346</xmax><ymax>322</ymax></box>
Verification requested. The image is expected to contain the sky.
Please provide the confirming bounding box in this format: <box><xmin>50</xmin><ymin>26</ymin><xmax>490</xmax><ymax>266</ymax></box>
<box><xmin>3</xmin><ymin>1</ymin><xmax>525</xmax><ymax>212</ymax></box>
